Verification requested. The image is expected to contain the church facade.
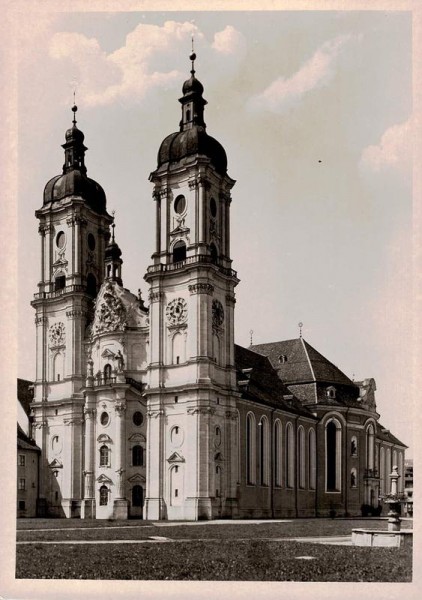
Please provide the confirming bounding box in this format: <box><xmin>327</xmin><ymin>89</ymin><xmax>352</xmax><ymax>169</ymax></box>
<box><xmin>29</xmin><ymin>55</ymin><xmax>406</xmax><ymax>520</ymax></box>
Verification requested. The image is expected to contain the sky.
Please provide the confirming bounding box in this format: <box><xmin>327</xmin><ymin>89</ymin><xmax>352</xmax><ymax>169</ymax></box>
<box><xmin>14</xmin><ymin>9</ymin><xmax>413</xmax><ymax>455</ymax></box>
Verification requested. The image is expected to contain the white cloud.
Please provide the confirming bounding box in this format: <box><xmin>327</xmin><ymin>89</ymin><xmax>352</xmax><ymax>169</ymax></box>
<box><xmin>212</xmin><ymin>26</ymin><xmax>246</xmax><ymax>56</ymax></box>
<box><xmin>359</xmin><ymin>118</ymin><xmax>412</xmax><ymax>175</ymax></box>
<box><xmin>248</xmin><ymin>35</ymin><xmax>352</xmax><ymax>113</ymax></box>
<box><xmin>49</xmin><ymin>21</ymin><xmax>202</xmax><ymax>107</ymax></box>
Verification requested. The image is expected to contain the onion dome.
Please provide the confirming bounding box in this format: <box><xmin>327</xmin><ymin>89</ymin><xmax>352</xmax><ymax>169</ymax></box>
<box><xmin>43</xmin><ymin>105</ymin><xmax>107</xmax><ymax>214</ymax></box>
<box><xmin>156</xmin><ymin>51</ymin><xmax>228</xmax><ymax>176</ymax></box>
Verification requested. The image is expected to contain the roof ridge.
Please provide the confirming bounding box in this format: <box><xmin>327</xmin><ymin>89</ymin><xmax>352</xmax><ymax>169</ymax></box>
<box><xmin>301</xmin><ymin>337</ymin><xmax>316</xmax><ymax>381</ymax></box>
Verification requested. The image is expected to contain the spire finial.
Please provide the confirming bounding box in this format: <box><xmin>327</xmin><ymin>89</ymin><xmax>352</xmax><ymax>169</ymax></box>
<box><xmin>249</xmin><ymin>329</ymin><xmax>254</xmax><ymax>346</ymax></box>
<box><xmin>71</xmin><ymin>91</ymin><xmax>77</xmax><ymax>126</ymax></box>
<box><xmin>111</xmin><ymin>210</ymin><xmax>116</xmax><ymax>242</ymax></box>
<box><xmin>189</xmin><ymin>35</ymin><xmax>196</xmax><ymax>76</ymax></box>
<box><xmin>298</xmin><ymin>322</ymin><xmax>303</xmax><ymax>338</ymax></box>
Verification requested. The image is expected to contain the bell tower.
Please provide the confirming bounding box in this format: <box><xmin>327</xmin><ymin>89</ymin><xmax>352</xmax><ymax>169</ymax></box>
<box><xmin>144</xmin><ymin>52</ymin><xmax>240</xmax><ymax>520</ymax></box>
<box><xmin>31</xmin><ymin>106</ymin><xmax>113</xmax><ymax>517</ymax></box>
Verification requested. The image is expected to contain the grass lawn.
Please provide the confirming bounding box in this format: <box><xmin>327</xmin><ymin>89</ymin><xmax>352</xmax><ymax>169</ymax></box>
<box><xmin>16</xmin><ymin>518</ymin><xmax>413</xmax><ymax>581</ymax></box>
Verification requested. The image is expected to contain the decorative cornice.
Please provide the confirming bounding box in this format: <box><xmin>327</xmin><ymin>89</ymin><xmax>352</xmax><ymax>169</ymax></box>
<box><xmin>187</xmin><ymin>407</ymin><xmax>216</xmax><ymax>416</ymax></box>
<box><xmin>84</xmin><ymin>407</ymin><xmax>96</xmax><ymax>419</ymax></box>
<box><xmin>225</xmin><ymin>410</ymin><xmax>238</xmax><ymax>420</ymax></box>
<box><xmin>225</xmin><ymin>294</ymin><xmax>236</xmax><ymax>306</ymax></box>
<box><xmin>35</xmin><ymin>316</ymin><xmax>48</xmax><ymax>325</ymax></box>
<box><xmin>147</xmin><ymin>409</ymin><xmax>165</xmax><ymax>418</ymax></box>
<box><xmin>64</xmin><ymin>417</ymin><xmax>84</xmax><ymax>426</ymax></box>
<box><xmin>66</xmin><ymin>309</ymin><xmax>86</xmax><ymax>319</ymax></box>
<box><xmin>159</xmin><ymin>187</ymin><xmax>171</xmax><ymax>199</ymax></box>
<box><xmin>149</xmin><ymin>291</ymin><xmax>164</xmax><ymax>302</ymax></box>
<box><xmin>189</xmin><ymin>283</ymin><xmax>214</xmax><ymax>295</ymax></box>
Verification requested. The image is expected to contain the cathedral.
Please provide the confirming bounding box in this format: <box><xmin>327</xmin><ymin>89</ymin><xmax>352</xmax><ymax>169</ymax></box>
<box><xmin>29</xmin><ymin>52</ymin><xmax>406</xmax><ymax>520</ymax></box>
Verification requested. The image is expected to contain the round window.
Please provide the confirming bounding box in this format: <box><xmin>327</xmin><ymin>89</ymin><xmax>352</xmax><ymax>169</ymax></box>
<box><xmin>88</xmin><ymin>233</ymin><xmax>96</xmax><ymax>251</ymax></box>
<box><xmin>100</xmin><ymin>412</ymin><xmax>109</xmax><ymax>426</ymax></box>
<box><xmin>210</xmin><ymin>198</ymin><xmax>217</xmax><ymax>218</ymax></box>
<box><xmin>133</xmin><ymin>411</ymin><xmax>143</xmax><ymax>427</ymax></box>
<box><xmin>56</xmin><ymin>231</ymin><xmax>65</xmax><ymax>249</ymax></box>
<box><xmin>174</xmin><ymin>195</ymin><xmax>186</xmax><ymax>215</ymax></box>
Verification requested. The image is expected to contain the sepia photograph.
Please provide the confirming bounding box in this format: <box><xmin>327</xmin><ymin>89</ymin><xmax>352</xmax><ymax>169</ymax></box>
<box><xmin>1</xmin><ymin>0</ymin><xmax>418</xmax><ymax>597</ymax></box>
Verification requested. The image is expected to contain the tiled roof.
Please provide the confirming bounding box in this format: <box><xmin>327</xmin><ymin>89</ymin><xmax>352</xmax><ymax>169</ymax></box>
<box><xmin>376</xmin><ymin>422</ymin><xmax>407</xmax><ymax>448</ymax></box>
<box><xmin>251</xmin><ymin>338</ymin><xmax>354</xmax><ymax>386</ymax></box>
<box><xmin>234</xmin><ymin>345</ymin><xmax>315</xmax><ymax>418</ymax></box>
<box><xmin>17</xmin><ymin>424</ymin><xmax>40</xmax><ymax>452</ymax></box>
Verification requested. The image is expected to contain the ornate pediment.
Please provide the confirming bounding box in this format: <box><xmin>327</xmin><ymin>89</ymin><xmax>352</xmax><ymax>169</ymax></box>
<box><xmin>101</xmin><ymin>348</ymin><xmax>116</xmax><ymax>359</ymax></box>
<box><xmin>97</xmin><ymin>474</ymin><xmax>113</xmax><ymax>484</ymax></box>
<box><xmin>91</xmin><ymin>282</ymin><xmax>128</xmax><ymax>337</ymax></box>
<box><xmin>97</xmin><ymin>433</ymin><xmax>113</xmax><ymax>444</ymax></box>
<box><xmin>128</xmin><ymin>433</ymin><xmax>146</xmax><ymax>443</ymax></box>
<box><xmin>167</xmin><ymin>451</ymin><xmax>185</xmax><ymax>463</ymax></box>
<box><xmin>48</xmin><ymin>458</ymin><xmax>63</xmax><ymax>469</ymax></box>
<box><xmin>127</xmin><ymin>473</ymin><xmax>146</xmax><ymax>483</ymax></box>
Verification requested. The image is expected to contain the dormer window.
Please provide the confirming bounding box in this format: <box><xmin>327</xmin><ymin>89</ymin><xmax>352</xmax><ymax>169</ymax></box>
<box><xmin>326</xmin><ymin>386</ymin><xmax>336</xmax><ymax>399</ymax></box>
<box><xmin>279</xmin><ymin>355</ymin><xmax>288</xmax><ymax>364</ymax></box>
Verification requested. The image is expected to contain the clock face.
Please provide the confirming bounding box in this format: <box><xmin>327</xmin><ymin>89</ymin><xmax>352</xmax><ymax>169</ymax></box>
<box><xmin>212</xmin><ymin>299</ymin><xmax>224</xmax><ymax>327</ymax></box>
<box><xmin>166</xmin><ymin>298</ymin><xmax>188</xmax><ymax>325</ymax></box>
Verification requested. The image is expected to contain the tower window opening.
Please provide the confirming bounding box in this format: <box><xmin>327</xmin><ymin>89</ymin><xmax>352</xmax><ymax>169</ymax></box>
<box><xmin>175</xmin><ymin>396</ymin><xmax>178</xmax><ymax>403</ymax></box>
<box><xmin>57</xmin><ymin>374</ymin><xmax>60</xmax><ymax>382</ymax></box>
<box><xmin>132</xmin><ymin>445</ymin><xmax>144</xmax><ymax>467</ymax></box>
<box><xmin>175</xmin><ymin>489</ymin><xmax>178</xmax><ymax>497</ymax></box>
<box><xmin>186</xmin><ymin>108</ymin><xmax>191</xmax><ymax>121</ymax></box>
<box><xmin>86</xmin><ymin>273</ymin><xmax>97</xmax><ymax>297</ymax></box>
<box><xmin>55</xmin><ymin>275</ymin><xmax>66</xmax><ymax>291</ymax></box>
<box><xmin>210</xmin><ymin>243</ymin><xmax>218</xmax><ymax>264</ymax></box>
<box><xmin>173</xmin><ymin>240</ymin><xmax>186</xmax><ymax>263</ymax></box>
<box><xmin>176</xmin><ymin>356</ymin><xmax>180</xmax><ymax>364</ymax></box>
<box><xmin>107</xmin><ymin>265</ymin><xmax>111</xmax><ymax>277</ymax></box>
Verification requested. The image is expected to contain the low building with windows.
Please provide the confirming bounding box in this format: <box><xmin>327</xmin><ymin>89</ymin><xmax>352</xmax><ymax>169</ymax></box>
<box><xmin>28</xmin><ymin>53</ymin><xmax>407</xmax><ymax>520</ymax></box>
<box><xmin>403</xmin><ymin>459</ymin><xmax>413</xmax><ymax>517</ymax></box>
<box><xmin>17</xmin><ymin>425</ymin><xmax>40</xmax><ymax>517</ymax></box>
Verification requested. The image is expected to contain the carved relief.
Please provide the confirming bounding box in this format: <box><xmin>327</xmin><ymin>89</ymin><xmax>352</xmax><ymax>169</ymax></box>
<box><xmin>149</xmin><ymin>291</ymin><xmax>164</xmax><ymax>303</ymax></box>
<box><xmin>49</xmin><ymin>322</ymin><xmax>65</xmax><ymax>347</ymax></box>
<box><xmin>91</xmin><ymin>283</ymin><xmax>127</xmax><ymax>336</ymax></box>
<box><xmin>166</xmin><ymin>298</ymin><xmax>188</xmax><ymax>326</ymax></box>
<box><xmin>212</xmin><ymin>299</ymin><xmax>225</xmax><ymax>328</ymax></box>
<box><xmin>225</xmin><ymin>294</ymin><xmax>236</xmax><ymax>306</ymax></box>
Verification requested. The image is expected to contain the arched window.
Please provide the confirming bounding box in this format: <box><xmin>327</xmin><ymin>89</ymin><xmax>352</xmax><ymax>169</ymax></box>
<box><xmin>132</xmin><ymin>445</ymin><xmax>144</xmax><ymax>467</ymax></box>
<box><xmin>86</xmin><ymin>273</ymin><xmax>97</xmax><ymax>297</ymax></box>
<box><xmin>215</xmin><ymin>465</ymin><xmax>222</xmax><ymax>498</ymax></box>
<box><xmin>173</xmin><ymin>240</ymin><xmax>186</xmax><ymax>263</ymax></box>
<box><xmin>99</xmin><ymin>485</ymin><xmax>108</xmax><ymax>506</ymax></box>
<box><xmin>99</xmin><ymin>445</ymin><xmax>109</xmax><ymax>467</ymax></box>
<box><xmin>53</xmin><ymin>352</ymin><xmax>64</xmax><ymax>382</ymax></box>
<box><xmin>366</xmin><ymin>424</ymin><xmax>375</xmax><ymax>470</ymax></box>
<box><xmin>172</xmin><ymin>332</ymin><xmax>185</xmax><ymax>365</ymax></box>
<box><xmin>132</xmin><ymin>485</ymin><xmax>143</xmax><ymax>507</ymax></box>
<box><xmin>286</xmin><ymin>422</ymin><xmax>294</xmax><ymax>488</ymax></box>
<box><xmin>379</xmin><ymin>447</ymin><xmax>385</xmax><ymax>494</ymax></box>
<box><xmin>246</xmin><ymin>413</ymin><xmax>256</xmax><ymax>485</ymax></box>
<box><xmin>170</xmin><ymin>465</ymin><xmax>182</xmax><ymax>506</ymax></box>
<box><xmin>308</xmin><ymin>428</ymin><xmax>316</xmax><ymax>490</ymax></box>
<box><xmin>393</xmin><ymin>450</ymin><xmax>397</xmax><ymax>470</ymax></box>
<box><xmin>103</xmin><ymin>363</ymin><xmax>112</xmax><ymax>383</ymax></box>
<box><xmin>259</xmin><ymin>416</ymin><xmax>269</xmax><ymax>486</ymax></box>
<box><xmin>385</xmin><ymin>448</ymin><xmax>391</xmax><ymax>493</ymax></box>
<box><xmin>298</xmin><ymin>426</ymin><xmax>306</xmax><ymax>489</ymax></box>
<box><xmin>326</xmin><ymin>418</ymin><xmax>342</xmax><ymax>492</ymax></box>
<box><xmin>274</xmin><ymin>420</ymin><xmax>282</xmax><ymax>487</ymax></box>
<box><xmin>186</xmin><ymin>108</ymin><xmax>191</xmax><ymax>122</ymax></box>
